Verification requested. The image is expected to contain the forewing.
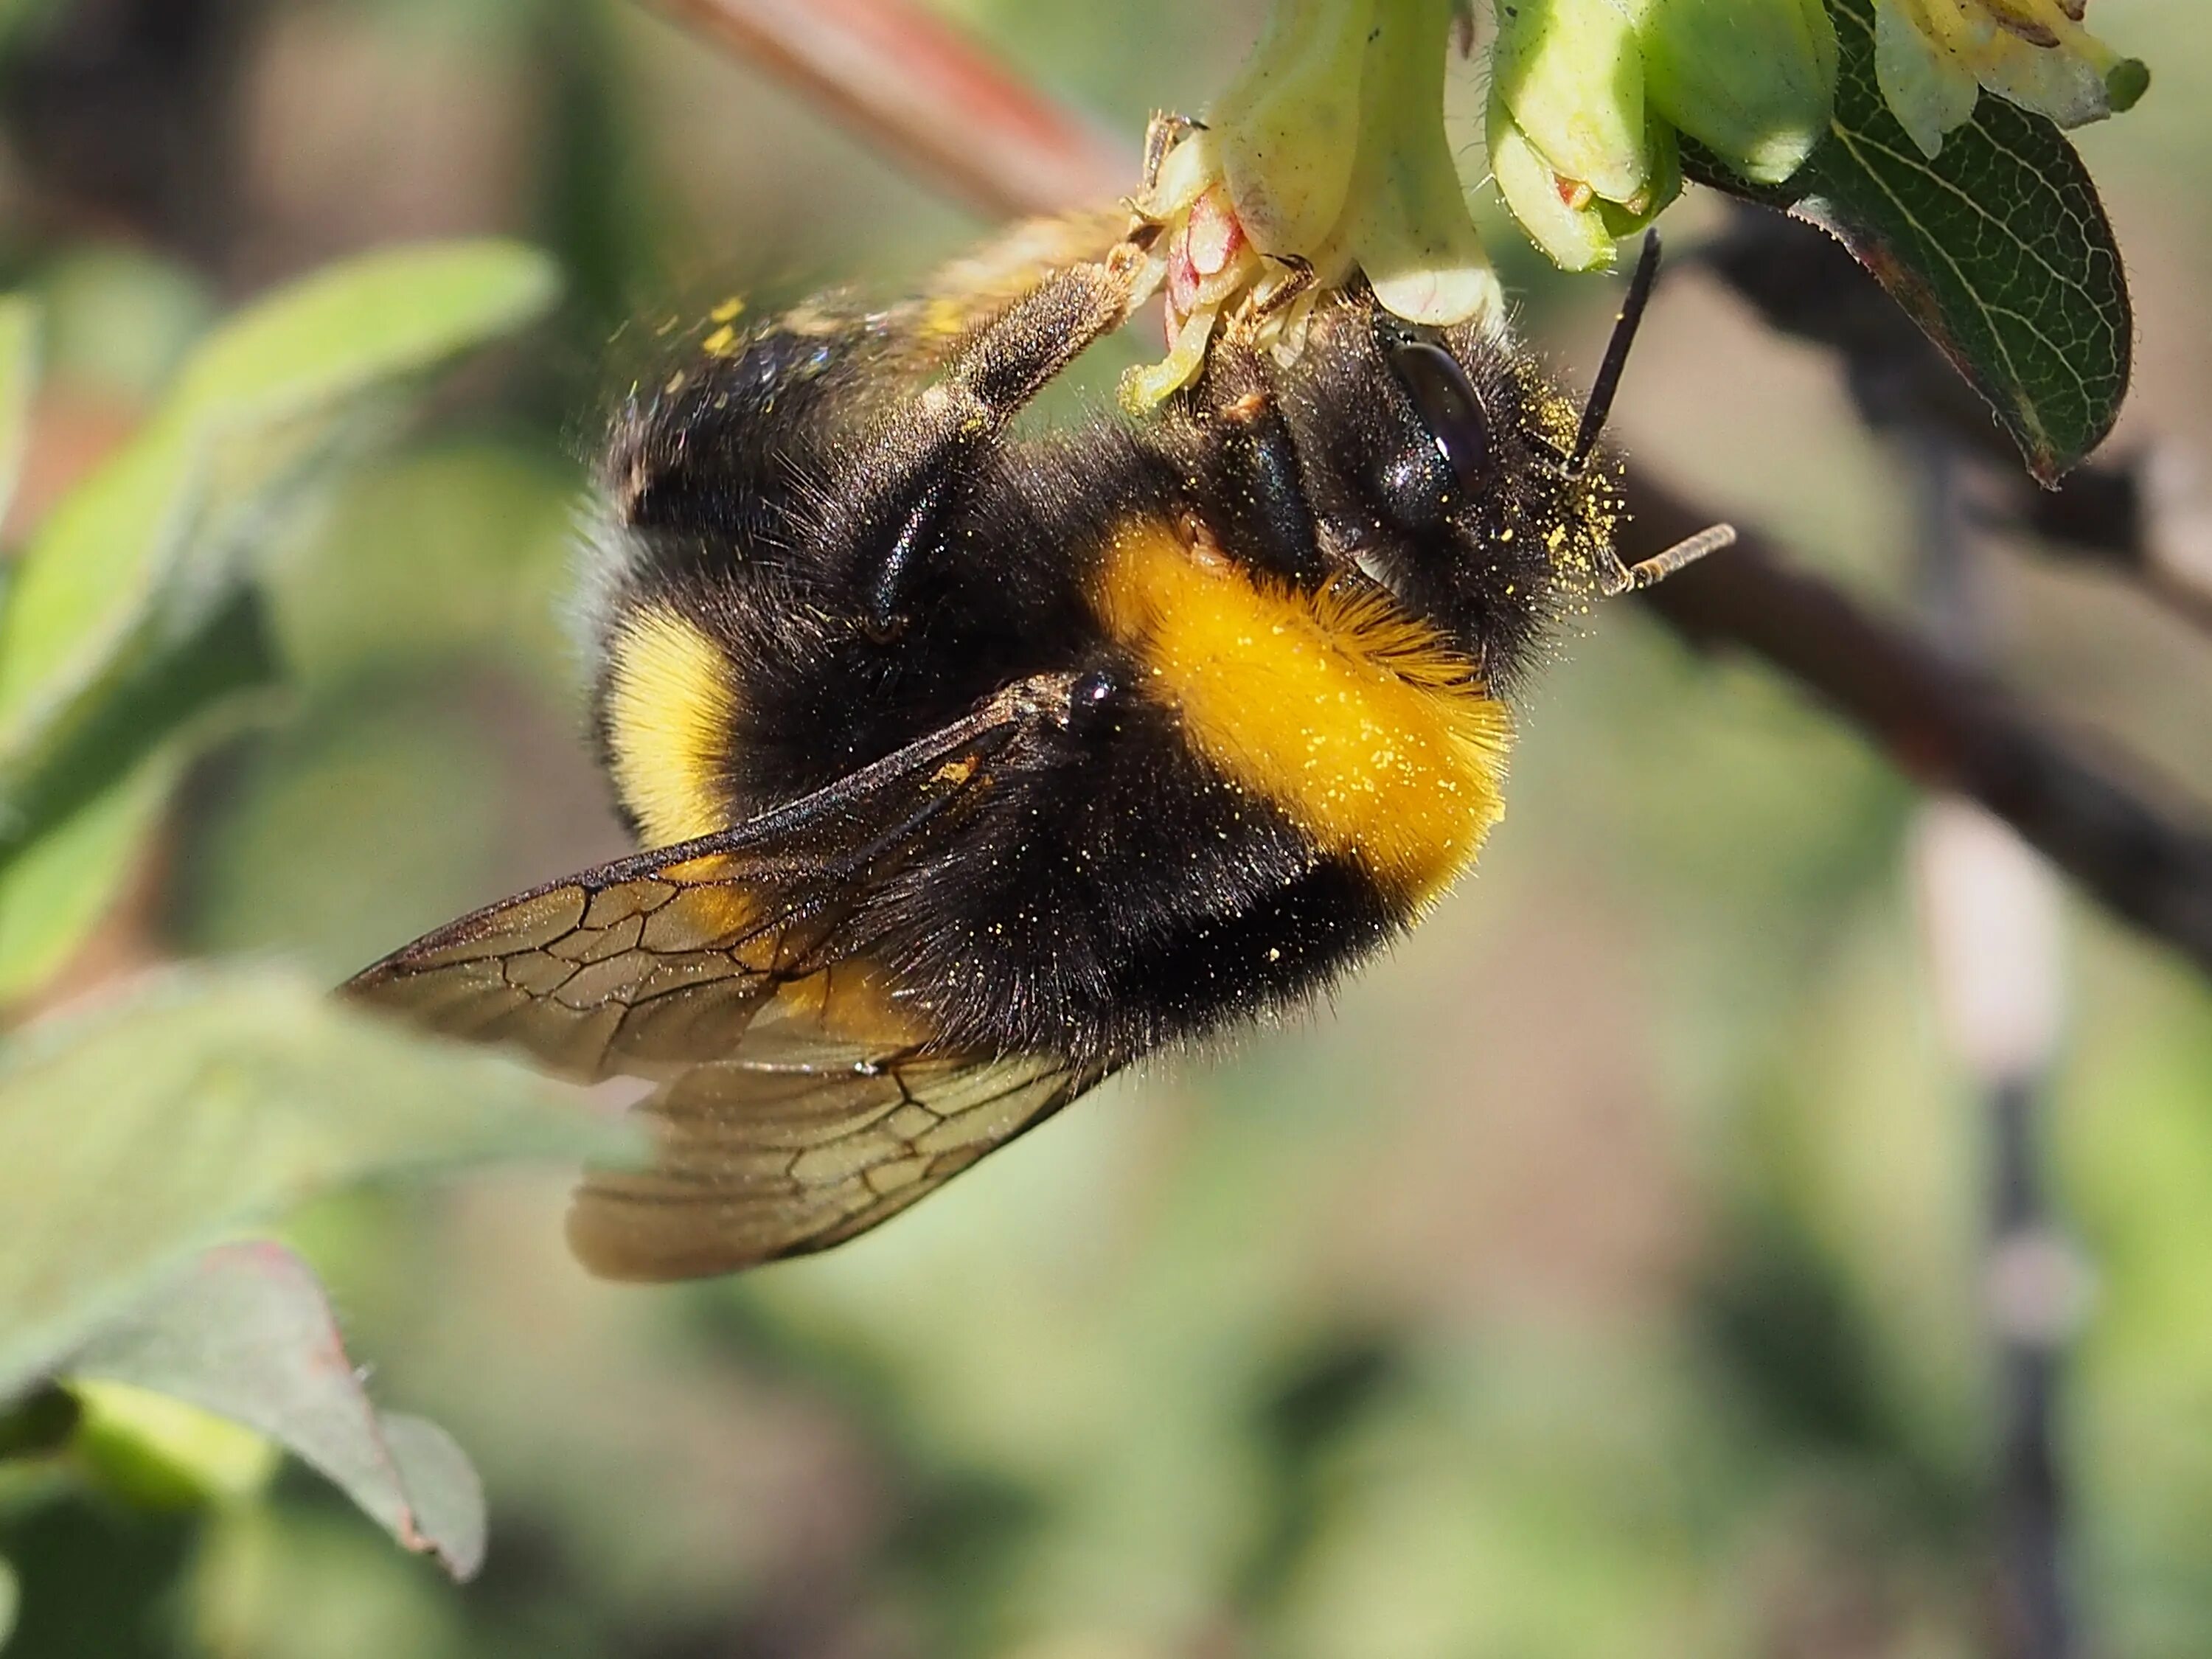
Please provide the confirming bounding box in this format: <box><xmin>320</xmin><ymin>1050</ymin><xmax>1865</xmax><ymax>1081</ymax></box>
<box><xmin>346</xmin><ymin>682</ymin><xmax>1052</xmax><ymax>1082</ymax></box>
<box><xmin>344</xmin><ymin>678</ymin><xmax>1102</xmax><ymax>1276</ymax></box>
<box><xmin>344</xmin><ymin>849</ymin><xmax>838</xmax><ymax>1088</ymax></box>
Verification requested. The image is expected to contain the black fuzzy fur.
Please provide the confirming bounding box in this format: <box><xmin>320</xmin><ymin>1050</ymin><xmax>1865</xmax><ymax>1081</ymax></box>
<box><xmin>585</xmin><ymin>277</ymin><xmax>1601</xmax><ymax>1068</ymax></box>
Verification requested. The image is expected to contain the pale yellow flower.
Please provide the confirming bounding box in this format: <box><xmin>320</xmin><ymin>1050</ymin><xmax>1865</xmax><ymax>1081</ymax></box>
<box><xmin>1874</xmin><ymin>0</ymin><xmax>2149</xmax><ymax>158</ymax></box>
<box><xmin>1124</xmin><ymin>0</ymin><xmax>1499</xmax><ymax>408</ymax></box>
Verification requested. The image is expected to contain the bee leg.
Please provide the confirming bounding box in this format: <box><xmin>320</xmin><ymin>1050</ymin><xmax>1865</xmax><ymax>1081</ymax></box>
<box><xmin>1246</xmin><ymin>255</ymin><xmax>1315</xmax><ymax>325</ymax></box>
<box><xmin>1141</xmin><ymin>111</ymin><xmax>1203</xmax><ymax>190</ymax></box>
<box><xmin>829</xmin><ymin>254</ymin><xmax>1147</xmax><ymax>634</ymax></box>
<box><xmin>1189</xmin><ymin>341</ymin><xmax>1331</xmax><ymax>588</ymax></box>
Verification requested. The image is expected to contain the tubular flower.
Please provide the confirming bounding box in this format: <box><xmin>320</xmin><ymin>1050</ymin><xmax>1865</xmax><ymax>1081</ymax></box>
<box><xmin>1489</xmin><ymin>0</ymin><xmax>1670</xmax><ymax>271</ymax></box>
<box><xmin>1874</xmin><ymin>0</ymin><xmax>2149</xmax><ymax>158</ymax></box>
<box><xmin>1124</xmin><ymin>0</ymin><xmax>1500</xmax><ymax>409</ymax></box>
<box><xmin>1489</xmin><ymin>0</ymin><xmax>1833</xmax><ymax>272</ymax></box>
<box><xmin>1624</xmin><ymin>0</ymin><xmax>1837</xmax><ymax>184</ymax></box>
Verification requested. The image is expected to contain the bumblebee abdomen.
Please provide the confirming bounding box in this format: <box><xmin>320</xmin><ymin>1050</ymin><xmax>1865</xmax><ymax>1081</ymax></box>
<box><xmin>600</xmin><ymin>605</ymin><xmax>743</xmax><ymax>846</ymax></box>
<box><xmin>1088</xmin><ymin>515</ymin><xmax>1512</xmax><ymax>907</ymax></box>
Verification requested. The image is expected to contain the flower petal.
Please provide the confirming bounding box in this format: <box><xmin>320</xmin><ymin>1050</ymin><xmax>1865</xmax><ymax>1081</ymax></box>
<box><xmin>1211</xmin><ymin>0</ymin><xmax>1378</xmax><ymax>254</ymax></box>
<box><xmin>1874</xmin><ymin>0</ymin><xmax>2148</xmax><ymax>147</ymax></box>
<box><xmin>1972</xmin><ymin>23</ymin><xmax>2117</xmax><ymax>128</ymax></box>
<box><xmin>1632</xmin><ymin>0</ymin><xmax>1837</xmax><ymax>185</ymax></box>
<box><xmin>1322</xmin><ymin>0</ymin><xmax>1500</xmax><ymax>322</ymax></box>
<box><xmin>1119</xmin><ymin>304</ymin><xmax>1222</xmax><ymax>411</ymax></box>
<box><xmin>1487</xmin><ymin>89</ymin><xmax>1619</xmax><ymax>271</ymax></box>
<box><xmin>1875</xmin><ymin>0</ymin><xmax>1983</xmax><ymax>156</ymax></box>
<box><xmin>1492</xmin><ymin>0</ymin><xmax>1652</xmax><ymax>204</ymax></box>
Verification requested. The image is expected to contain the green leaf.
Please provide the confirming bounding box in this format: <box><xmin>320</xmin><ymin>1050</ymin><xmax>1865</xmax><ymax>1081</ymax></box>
<box><xmin>0</xmin><ymin>758</ymin><xmax>170</xmax><ymax>1000</ymax></box>
<box><xmin>0</xmin><ymin>240</ymin><xmax>559</xmax><ymax>796</ymax></box>
<box><xmin>0</xmin><ymin>296</ymin><xmax>40</xmax><ymax>538</ymax></box>
<box><xmin>0</xmin><ymin>965</ymin><xmax>635</xmax><ymax>1401</ymax></box>
<box><xmin>0</xmin><ymin>594</ymin><xmax>281</xmax><ymax>1000</ymax></box>
<box><xmin>0</xmin><ymin>431</ymin><xmax>195</xmax><ymax>762</ymax></box>
<box><xmin>72</xmin><ymin>1243</ymin><xmax>487</xmax><ymax>1579</ymax></box>
<box><xmin>0</xmin><ymin>1552</ymin><xmax>15</xmax><ymax>1653</ymax></box>
<box><xmin>72</xmin><ymin>1377</ymin><xmax>280</xmax><ymax>1508</ymax></box>
<box><xmin>1681</xmin><ymin>0</ymin><xmax>2129</xmax><ymax>482</ymax></box>
<box><xmin>164</xmin><ymin>240</ymin><xmax>558</xmax><ymax>427</ymax></box>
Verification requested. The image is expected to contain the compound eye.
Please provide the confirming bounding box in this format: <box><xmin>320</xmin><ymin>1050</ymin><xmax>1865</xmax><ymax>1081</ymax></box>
<box><xmin>1387</xmin><ymin>339</ymin><xmax>1492</xmax><ymax>495</ymax></box>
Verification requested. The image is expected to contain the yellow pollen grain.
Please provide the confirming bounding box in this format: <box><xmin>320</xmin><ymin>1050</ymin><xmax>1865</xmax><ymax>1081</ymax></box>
<box><xmin>603</xmin><ymin>608</ymin><xmax>739</xmax><ymax>847</ymax></box>
<box><xmin>709</xmin><ymin>296</ymin><xmax>745</xmax><ymax>323</ymax></box>
<box><xmin>701</xmin><ymin>324</ymin><xmax>739</xmax><ymax>357</ymax></box>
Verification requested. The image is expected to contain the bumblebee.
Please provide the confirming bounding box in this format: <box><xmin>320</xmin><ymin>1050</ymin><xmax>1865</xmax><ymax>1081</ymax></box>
<box><xmin>347</xmin><ymin>198</ymin><xmax>1722</xmax><ymax>1281</ymax></box>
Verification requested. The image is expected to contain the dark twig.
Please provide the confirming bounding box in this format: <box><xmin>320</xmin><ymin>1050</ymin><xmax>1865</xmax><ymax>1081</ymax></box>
<box><xmin>1631</xmin><ymin>477</ymin><xmax>2212</xmax><ymax>981</ymax></box>
<box><xmin>650</xmin><ymin>0</ymin><xmax>2212</xmax><ymax>987</ymax></box>
<box><xmin>2022</xmin><ymin>448</ymin><xmax>2212</xmax><ymax>639</ymax></box>
<box><xmin>1989</xmin><ymin>1075</ymin><xmax>2076</xmax><ymax>1659</ymax></box>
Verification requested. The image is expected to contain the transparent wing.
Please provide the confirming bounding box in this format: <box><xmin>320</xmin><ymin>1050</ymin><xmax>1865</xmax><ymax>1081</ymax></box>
<box><xmin>347</xmin><ymin>846</ymin><xmax>845</xmax><ymax>1090</ymax></box>
<box><xmin>568</xmin><ymin>1046</ymin><xmax>1099</xmax><ymax>1279</ymax></box>
<box><xmin>346</xmin><ymin>677</ymin><xmax>1102</xmax><ymax>1278</ymax></box>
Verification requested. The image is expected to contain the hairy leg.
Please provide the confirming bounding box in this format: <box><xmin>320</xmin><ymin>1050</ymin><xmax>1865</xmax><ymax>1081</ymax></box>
<box><xmin>815</xmin><ymin>243</ymin><xmax>1155</xmax><ymax>633</ymax></box>
<box><xmin>1180</xmin><ymin>339</ymin><xmax>1332</xmax><ymax>588</ymax></box>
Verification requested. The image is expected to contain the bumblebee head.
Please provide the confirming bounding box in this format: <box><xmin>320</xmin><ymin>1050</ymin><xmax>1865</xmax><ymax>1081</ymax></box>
<box><xmin>1277</xmin><ymin>238</ymin><xmax>1674</xmax><ymax>689</ymax></box>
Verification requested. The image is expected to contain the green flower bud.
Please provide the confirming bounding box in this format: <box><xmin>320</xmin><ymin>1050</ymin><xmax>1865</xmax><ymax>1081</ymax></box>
<box><xmin>1492</xmin><ymin>0</ymin><xmax>1652</xmax><ymax>205</ymax></box>
<box><xmin>1314</xmin><ymin>0</ymin><xmax>1500</xmax><ymax>323</ymax></box>
<box><xmin>1127</xmin><ymin>0</ymin><xmax>1503</xmax><ymax>402</ymax></box>
<box><xmin>1596</xmin><ymin>111</ymin><xmax>1681</xmax><ymax>236</ymax></box>
<box><xmin>1487</xmin><ymin>0</ymin><xmax>1683</xmax><ymax>274</ymax></box>
<box><xmin>1487</xmin><ymin>89</ymin><xmax>1616</xmax><ymax>272</ymax></box>
<box><xmin>1624</xmin><ymin>0</ymin><xmax>1837</xmax><ymax>185</ymax></box>
<box><xmin>1210</xmin><ymin>0</ymin><xmax>1377</xmax><ymax>255</ymax></box>
<box><xmin>1489</xmin><ymin>94</ymin><xmax>1680</xmax><ymax>272</ymax></box>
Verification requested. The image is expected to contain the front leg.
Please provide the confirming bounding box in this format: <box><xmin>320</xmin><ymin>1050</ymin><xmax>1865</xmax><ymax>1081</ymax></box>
<box><xmin>1185</xmin><ymin>340</ymin><xmax>1332</xmax><ymax>588</ymax></box>
<box><xmin>821</xmin><ymin>251</ymin><xmax>1150</xmax><ymax>634</ymax></box>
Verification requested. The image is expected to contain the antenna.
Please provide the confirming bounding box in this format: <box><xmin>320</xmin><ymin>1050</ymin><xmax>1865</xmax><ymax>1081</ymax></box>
<box><xmin>1598</xmin><ymin>521</ymin><xmax>1736</xmax><ymax>597</ymax></box>
<box><xmin>1568</xmin><ymin>230</ymin><xmax>1663</xmax><ymax>475</ymax></box>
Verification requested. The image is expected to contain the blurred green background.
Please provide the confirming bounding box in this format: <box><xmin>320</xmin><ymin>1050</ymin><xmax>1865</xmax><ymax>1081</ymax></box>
<box><xmin>3</xmin><ymin>0</ymin><xmax>2212</xmax><ymax>1654</ymax></box>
